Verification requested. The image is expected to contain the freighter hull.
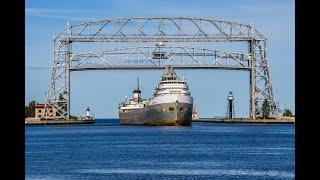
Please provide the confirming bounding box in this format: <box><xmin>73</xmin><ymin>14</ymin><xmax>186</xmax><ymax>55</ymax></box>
<box><xmin>119</xmin><ymin>102</ymin><xmax>192</xmax><ymax>126</ymax></box>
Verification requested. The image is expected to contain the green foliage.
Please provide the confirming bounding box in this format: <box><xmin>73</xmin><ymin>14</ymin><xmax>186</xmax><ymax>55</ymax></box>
<box><xmin>262</xmin><ymin>99</ymin><xmax>270</xmax><ymax>119</ymax></box>
<box><xmin>69</xmin><ymin>115</ymin><xmax>78</xmax><ymax>120</ymax></box>
<box><xmin>28</xmin><ymin>100</ymin><xmax>36</xmax><ymax>107</ymax></box>
<box><xmin>283</xmin><ymin>108</ymin><xmax>293</xmax><ymax>117</ymax></box>
<box><xmin>25</xmin><ymin>100</ymin><xmax>36</xmax><ymax>117</ymax></box>
<box><xmin>59</xmin><ymin>93</ymin><xmax>64</xmax><ymax>101</ymax></box>
<box><xmin>57</xmin><ymin>92</ymin><xmax>67</xmax><ymax>117</ymax></box>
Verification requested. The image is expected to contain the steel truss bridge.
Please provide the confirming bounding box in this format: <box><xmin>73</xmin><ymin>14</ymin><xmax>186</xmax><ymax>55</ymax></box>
<box><xmin>44</xmin><ymin>17</ymin><xmax>278</xmax><ymax>120</ymax></box>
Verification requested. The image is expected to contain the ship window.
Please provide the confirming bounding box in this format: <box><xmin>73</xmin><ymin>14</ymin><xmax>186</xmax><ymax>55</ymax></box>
<box><xmin>38</xmin><ymin>115</ymin><xmax>41</xmax><ymax>117</ymax></box>
<box><xmin>50</xmin><ymin>109</ymin><xmax>53</xmax><ymax>113</ymax></box>
<box><xmin>169</xmin><ymin>107</ymin><xmax>174</xmax><ymax>112</ymax></box>
<box><xmin>38</xmin><ymin>110</ymin><xmax>41</xmax><ymax>113</ymax></box>
<box><xmin>180</xmin><ymin>107</ymin><xmax>184</xmax><ymax>112</ymax></box>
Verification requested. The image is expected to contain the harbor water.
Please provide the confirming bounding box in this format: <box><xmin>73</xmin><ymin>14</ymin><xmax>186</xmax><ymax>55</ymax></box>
<box><xmin>26</xmin><ymin>119</ymin><xmax>295</xmax><ymax>179</ymax></box>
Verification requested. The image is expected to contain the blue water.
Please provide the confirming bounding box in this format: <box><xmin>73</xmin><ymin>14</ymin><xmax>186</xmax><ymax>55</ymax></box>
<box><xmin>26</xmin><ymin>119</ymin><xmax>295</xmax><ymax>179</ymax></box>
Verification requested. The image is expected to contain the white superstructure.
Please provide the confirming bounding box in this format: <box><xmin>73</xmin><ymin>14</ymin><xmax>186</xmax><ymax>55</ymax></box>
<box><xmin>119</xmin><ymin>66</ymin><xmax>192</xmax><ymax>111</ymax></box>
<box><xmin>148</xmin><ymin>66</ymin><xmax>193</xmax><ymax>105</ymax></box>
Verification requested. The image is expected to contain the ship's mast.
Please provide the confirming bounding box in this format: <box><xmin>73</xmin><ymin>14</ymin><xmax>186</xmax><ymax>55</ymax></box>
<box><xmin>137</xmin><ymin>77</ymin><xmax>140</xmax><ymax>91</ymax></box>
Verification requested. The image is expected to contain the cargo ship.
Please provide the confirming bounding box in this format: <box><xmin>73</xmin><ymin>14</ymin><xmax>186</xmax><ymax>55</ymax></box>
<box><xmin>119</xmin><ymin>66</ymin><xmax>193</xmax><ymax>126</ymax></box>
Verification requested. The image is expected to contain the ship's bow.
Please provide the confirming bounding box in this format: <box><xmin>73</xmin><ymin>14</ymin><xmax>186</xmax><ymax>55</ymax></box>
<box><xmin>176</xmin><ymin>102</ymin><xmax>193</xmax><ymax>126</ymax></box>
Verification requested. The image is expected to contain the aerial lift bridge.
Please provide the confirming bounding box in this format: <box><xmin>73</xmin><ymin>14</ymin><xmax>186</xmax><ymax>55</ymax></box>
<box><xmin>43</xmin><ymin>17</ymin><xmax>278</xmax><ymax>120</ymax></box>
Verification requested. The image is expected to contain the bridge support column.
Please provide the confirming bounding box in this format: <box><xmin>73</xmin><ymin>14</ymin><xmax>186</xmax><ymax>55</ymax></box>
<box><xmin>249</xmin><ymin>40</ymin><xmax>256</xmax><ymax>119</ymax></box>
<box><xmin>66</xmin><ymin>39</ymin><xmax>71</xmax><ymax>120</ymax></box>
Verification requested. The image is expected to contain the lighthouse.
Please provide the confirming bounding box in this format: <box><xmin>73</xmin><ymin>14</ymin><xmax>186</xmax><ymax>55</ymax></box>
<box><xmin>227</xmin><ymin>91</ymin><xmax>235</xmax><ymax>119</ymax></box>
<box><xmin>86</xmin><ymin>107</ymin><xmax>91</xmax><ymax>119</ymax></box>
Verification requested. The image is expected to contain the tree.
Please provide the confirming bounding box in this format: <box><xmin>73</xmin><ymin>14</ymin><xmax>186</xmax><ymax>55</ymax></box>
<box><xmin>28</xmin><ymin>100</ymin><xmax>36</xmax><ymax>108</ymax></box>
<box><xmin>56</xmin><ymin>92</ymin><xmax>67</xmax><ymax>117</ymax></box>
<box><xmin>25</xmin><ymin>100</ymin><xmax>36</xmax><ymax>117</ymax></box>
<box><xmin>69</xmin><ymin>114</ymin><xmax>78</xmax><ymax>120</ymax></box>
<box><xmin>261</xmin><ymin>99</ymin><xmax>270</xmax><ymax>119</ymax></box>
<box><xmin>25</xmin><ymin>106</ymin><xmax>29</xmax><ymax>118</ymax></box>
<box><xmin>283</xmin><ymin>108</ymin><xmax>293</xmax><ymax>117</ymax></box>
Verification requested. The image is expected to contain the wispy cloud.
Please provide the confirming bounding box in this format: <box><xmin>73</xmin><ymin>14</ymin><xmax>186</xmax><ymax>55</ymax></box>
<box><xmin>27</xmin><ymin>13</ymin><xmax>97</xmax><ymax>21</ymax></box>
<box><xmin>26</xmin><ymin>66</ymin><xmax>51</xmax><ymax>70</ymax></box>
<box><xmin>238</xmin><ymin>2</ymin><xmax>294</xmax><ymax>14</ymax></box>
<box><xmin>25</xmin><ymin>7</ymin><xmax>98</xmax><ymax>21</ymax></box>
<box><xmin>25</xmin><ymin>7</ymin><xmax>94</xmax><ymax>14</ymax></box>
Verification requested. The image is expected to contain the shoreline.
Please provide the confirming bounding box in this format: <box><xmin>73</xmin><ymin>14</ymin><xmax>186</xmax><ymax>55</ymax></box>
<box><xmin>25</xmin><ymin>117</ymin><xmax>95</xmax><ymax>125</ymax></box>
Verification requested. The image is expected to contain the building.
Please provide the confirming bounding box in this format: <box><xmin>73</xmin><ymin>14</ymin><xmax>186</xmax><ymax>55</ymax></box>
<box><xmin>34</xmin><ymin>103</ymin><xmax>57</xmax><ymax>118</ymax></box>
<box><xmin>192</xmin><ymin>106</ymin><xmax>199</xmax><ymax>120</ymax></box>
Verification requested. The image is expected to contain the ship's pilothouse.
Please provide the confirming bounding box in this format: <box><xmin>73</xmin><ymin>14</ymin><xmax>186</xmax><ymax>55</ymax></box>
<box><xmin>148</xmin><ymin>66</ymin><xmax>192</xmax><ymax>105</ymax></box>
<box><xmin>153</xmin><ymin>66</ymin><xmax>190</xmax><ymax>96</ymax></box>
<box><xmin>154</xmin><ymin>81</ymin><xmax>190</xmax><ymax>96</ymax></box>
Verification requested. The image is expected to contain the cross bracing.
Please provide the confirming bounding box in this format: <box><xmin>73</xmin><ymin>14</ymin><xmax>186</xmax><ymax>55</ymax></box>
<box><xmin>55</xmin><ymin>17</ymin><xmax>265</xmax><ymax>42</ymax></box>
<box><xmin>69</xmin><ymin>46</ymin><xmax>250</xmax><ymax>71</ymax></box>
<box><xmin>44</xmin><ymin>17</ymin><xmax>278</xmax><ymax>120</ymax></box>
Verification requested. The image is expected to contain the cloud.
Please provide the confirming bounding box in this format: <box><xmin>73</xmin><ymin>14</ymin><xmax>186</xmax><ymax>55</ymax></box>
<box><xmin>25</xmin><ymin>7</ymin><xmax>98</xmax><ymax>21</ymax></box>
<box><xmin>25</xmin><ymin>7</ymin><xmax>94</xmax><ymax>14</ymax></box>
<box><xmin>27</xmin><ymin>13</ymin><xmax>96</xmax><ymax>21</ymax></box>
<box><xmin>238</xmin><ymin>2</ymin><xmax>294</xmax><ymax>14</ymax></box>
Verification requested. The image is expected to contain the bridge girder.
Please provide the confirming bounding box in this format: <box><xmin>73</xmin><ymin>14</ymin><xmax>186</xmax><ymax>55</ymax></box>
<box><xmin>70</xmin><ymin>46</ymin><xmax>250</xmax><ymax>70</ymax></box>
<box><xmin>44</xmin><ymin>17</ymin><xmax>278</xmax><ymax>120</ymax></box>
<box><xmin>55</xmin><ymin>17</ymin><xmax>265</xmax><ymax>42</ymax></box>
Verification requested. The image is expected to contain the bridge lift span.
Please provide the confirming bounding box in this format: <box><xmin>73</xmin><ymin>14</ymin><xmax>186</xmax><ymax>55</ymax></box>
<box><xmin>44</xmin><ymin>17</ymin><xmax>278</xmax><ymax>120</ymax></box>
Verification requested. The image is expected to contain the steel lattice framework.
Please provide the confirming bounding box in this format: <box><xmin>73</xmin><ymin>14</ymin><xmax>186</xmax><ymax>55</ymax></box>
<box><xmin>44</xmin><ymin>17</ymin><xmax>278</xmax><ymax>120</ymax></box>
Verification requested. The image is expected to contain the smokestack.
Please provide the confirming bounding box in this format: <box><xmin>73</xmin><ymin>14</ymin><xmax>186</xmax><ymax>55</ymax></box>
<box><xmin>133</xmin><ymin>77</ymin><xmax>141</xmax><ymax>103</ymax></box>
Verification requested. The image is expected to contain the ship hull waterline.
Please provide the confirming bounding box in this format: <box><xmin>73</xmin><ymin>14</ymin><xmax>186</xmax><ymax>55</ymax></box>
<box><xmin>119</xmin><ymin>102</ymin><xmax>192</xmax><ymax>126</ymax></box>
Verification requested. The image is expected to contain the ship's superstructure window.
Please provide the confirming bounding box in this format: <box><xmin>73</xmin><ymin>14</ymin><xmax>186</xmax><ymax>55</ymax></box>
<box><xmin>152</xmin><ymin>66</ymin><xmax>191</xmax><ymax>97</ymax></box>
<box><xmin>169</xmin><ymin>107</ymin><xmax>174</xmax><ymax>111</ymax></box>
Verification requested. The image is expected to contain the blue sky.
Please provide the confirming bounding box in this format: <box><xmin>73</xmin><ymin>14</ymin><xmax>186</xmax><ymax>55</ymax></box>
<box><xmin>25</xmin><ymin>0</ymin><xmax>295</xmax><ymax>118</ymax></box>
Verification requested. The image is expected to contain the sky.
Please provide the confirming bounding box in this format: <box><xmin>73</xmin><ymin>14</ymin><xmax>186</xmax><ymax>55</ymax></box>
<box><xmin>25</xmin><ymin>0</ymin><xmax>295</xmax><ymax>118</ymax></box>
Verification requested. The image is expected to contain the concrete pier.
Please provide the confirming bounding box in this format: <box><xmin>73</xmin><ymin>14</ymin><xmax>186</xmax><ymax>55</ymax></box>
<box><xmin>25</xmin><ymin>117</ymin><xmax>95</xmax><ymax>125</ymax></box>
<box><xmin>193</xmin><ymin>117</ymin><xmax>295</xmax><ymax>124</ymax></box>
